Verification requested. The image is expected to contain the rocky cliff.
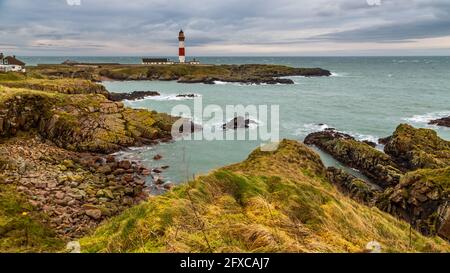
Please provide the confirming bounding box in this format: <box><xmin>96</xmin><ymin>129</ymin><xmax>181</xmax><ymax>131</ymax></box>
<box><xmin>305</xmin><ymin>125</ymin><xmax>450</xmax><ymax>241</ymax></box>
<box><xmin>384</xmin><ymin>124</ymin><xmax>450</xmax><ymax>170</ymax></box>
<box><xmin>0</xmin><ymin>87</ymin><xmax>176</xmax><ymax>153</ymax></box>
<box><xmin>0</xmin><ymin>79</ymin><xmax>182</xmax><ymax>252</ymax></box>
<box><xmin>304</xmin><ymin>129</ymin><xmax>403</xmax><ymax>188</ymax></box>
<box><xmin>80</xmin><ymin>140</ymin><xmax>449</xmax><ymax>253</ymax></box>
<box><xmin>27</xmin><ymin>64</ymin><xmax>331</xmax><ymax>85</ymax></box>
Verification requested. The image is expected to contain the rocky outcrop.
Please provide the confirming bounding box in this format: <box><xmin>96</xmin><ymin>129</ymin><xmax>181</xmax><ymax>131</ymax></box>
<box><xmin>429</xmin><ymin>116</ymin><xmax>450</xmax><ymax>128</ymax></box>
<box><xmin>176</xmin><ymin>94</ymin><xmax>198</xmax><ymax>98</ymax></box>
<box><xmin>306</xmin><ymin>125</ymin><xmax>450</xmax><ymax>241</ymax></box>
<box><xmin>29</xmin><ymin>64</ymin><xmax>331</xmax><ymax>85</ymax></box>
<box><xmin>108</xmin><ymin>91</ymin><xmax>160</xmax><ymax>101</ymax></box>
<box><xmin>0</xmin><ymin>89</ymin><xmax>176</xmax><ymax>154</ymax></box>
<box><xmin>304</xmin><ymin>129</ymin><xmax>403</xmax><ymax>188</ymax></box>
<box><xmin>0</xmin><ymin>79</ymin><xmax>109</xmax><ymax>96</ymax></box>
<box><xmin>80</xmin><ymin>140</ymin><xmax>450</xmax><ymax>253</ymax></box>
<box><xmin>383</xmin><ymin>124</ymin><xmax>450</xmax><ymax>170</ymax></box>
<box><xmin>222</xmin><ymin>117</ymin><xmax>257</xmax><ymax>130</ymax></box>
<box><xmin>376</xmin><ymin>167</ymin><xmax>450</xmax><ymax>239</ymax></box>
<box><xmin>178</xmin><ymin>77</ymin><xmax>295</xmax><ymax>85</ymax></box>
<box><xmin>326</xmin><ymin>167</ymin><xmax>380</xmax><ymax>205</ymax></box>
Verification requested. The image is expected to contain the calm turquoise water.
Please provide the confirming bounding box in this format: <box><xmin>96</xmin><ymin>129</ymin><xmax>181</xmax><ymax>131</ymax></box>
<box><xmin>25</xmin><ymin>56</ymin><xmax>450</xmax><ymax>183</ymax></box>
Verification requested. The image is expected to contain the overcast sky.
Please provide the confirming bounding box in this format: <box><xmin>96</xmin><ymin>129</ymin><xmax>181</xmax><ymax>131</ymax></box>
<box><xmin>1</xmin><ymin>0</ymin><xmax>450</xmax><ymax>56</ymax></box>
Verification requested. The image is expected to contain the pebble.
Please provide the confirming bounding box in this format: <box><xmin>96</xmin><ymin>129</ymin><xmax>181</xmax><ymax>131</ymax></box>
<box><xmin>118</xmin><ymin>160</ymin><xmax>132</xmax><ymax>170</ymax></box>
<box><xmin>85</xmin><ymin>209</ymin><xmax>102</xmax><ymax>220</ymax></box>
<box><xmin>2</xmin><ymin>137</ymin><xmax>150</xmax><ymax>239</ymax></box>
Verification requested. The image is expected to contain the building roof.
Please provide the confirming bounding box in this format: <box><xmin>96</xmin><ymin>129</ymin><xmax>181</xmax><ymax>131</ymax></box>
<box><xmin>1</xmin><ymin>55</ymin><xmax>25</xmax><ymax>66</ymax></box>
<box><xmin>142</xmin><ymin>58</ymin><xmax>170</xmax><ymax>63</ymax></box>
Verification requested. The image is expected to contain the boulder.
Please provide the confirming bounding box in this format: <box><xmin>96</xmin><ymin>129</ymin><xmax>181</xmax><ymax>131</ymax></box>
<box><xmin>429</xmin><ymin>116</ymin><xmax>450</xmax><ymax>128</ymax></box>
<box><xmin>118</xmin><ymin>160</ymin><xmax>132</xmax><ymax>170</ymax></box>
<box><xmin>85</xmin><ymin>209</ymin><xmax>102</xmax><ymax>220</ymax></box>
<box><xmin>106</xmin><ymin>155</ymin><xmax>116</xmax><ymax>163</ymax></box>
<box><xmin>176</xmin><ymin>94</ymin><xmax>198</xmax><ymax>98</ymax></box>
<box><xmin>326</xmin><ymin>167</ymin><xmax>380</xmax><ymax>205</ymax></box>
<box><xmin>163</xmin><ymin>182</ymin><xmax>175</xmax><ymax>190</ymax></box>
<box><xmin>108</xmin><ymin>91</ymin><xmax>160</xmax><ymax>101</ymax></box>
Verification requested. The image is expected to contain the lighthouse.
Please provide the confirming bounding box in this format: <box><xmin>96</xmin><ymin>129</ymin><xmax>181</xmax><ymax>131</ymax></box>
<box><xmin>178</xmin><ymin>30</ymin><xmax>186</xmax><ymax>63</ymax></box>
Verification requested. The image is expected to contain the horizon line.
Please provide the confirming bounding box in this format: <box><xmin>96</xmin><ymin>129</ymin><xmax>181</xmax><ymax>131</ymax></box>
<box><xmin>15</xmin><ymin>55</ymin><xmax>450</xmax><ymax>58</ymax></box>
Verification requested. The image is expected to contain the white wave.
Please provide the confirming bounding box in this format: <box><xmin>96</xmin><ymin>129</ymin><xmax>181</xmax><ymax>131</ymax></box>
<box><xmin>403</xmin><ymin>111</ymin><xmax>450</xmax><ymax>124</ymax></box>
<box><xmin>213</xmin><ymin>81</ymin><xmax>228</xmax><ymax>85</ymax></box>
<box><xmin>393</xmin><ymin>59</ymin><xmax>422</xmax><ymax>64</ymax></box>
<box><xmin>330</xmin><ymin>72</ymin><xmax>353</xmax><ymax>77</ymax></box>
<box><xmin>349</xmin><ymin>132</ymin><xmax>379</xmax><ymax>143</ymax></box>
<box><xmin>124</xmin><ymin>93</ymin><xmax>201</xmax><ymax>102</ymax></box>
<box><xmin>294</xmin><ymin>123</ymin><xmax>332</xmax><ymax>136</ymax></box>
<box><xmin>213</xmin><ymin>80</ymin><xmax>275</xmax><ymax>86</ymax></box>
<box><xmin>112</xmin><ymin>146</ymin><xmax>154</xmax><ymax>157</ymax></box>
<box><xmin>203</xmin><ymin>116</ymin><xmax>262</xmax><ymax>131</ymax></box>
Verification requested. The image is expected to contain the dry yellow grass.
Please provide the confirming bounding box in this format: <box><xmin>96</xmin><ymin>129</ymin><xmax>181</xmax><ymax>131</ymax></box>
<box><xmin>80</xmin><ymin>140</ymin><xmax>450</xmax><ymax>253</ymax></box>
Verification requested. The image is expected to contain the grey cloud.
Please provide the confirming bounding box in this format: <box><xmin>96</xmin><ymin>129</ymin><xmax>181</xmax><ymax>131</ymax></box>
<box><xmin>1</xmin><ymin>0</ymin><xmax>450</xmax><ymax>55</ymax></box>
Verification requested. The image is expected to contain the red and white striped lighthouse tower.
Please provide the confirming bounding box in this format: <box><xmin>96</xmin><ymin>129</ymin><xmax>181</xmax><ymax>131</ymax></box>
<box><xmin>178</xmin><ymin>30</ymin><xmax>186</xmax><ymax>63</ymax></box>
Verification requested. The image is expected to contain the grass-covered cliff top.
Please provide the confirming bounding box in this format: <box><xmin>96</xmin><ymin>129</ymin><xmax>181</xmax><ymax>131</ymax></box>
<box><xmin>80</xmin><ymin>140</ymin><xmax>449</xmax><ymax>253</ymax></box>
<box><xmin>0</xmin><ymin>181</ymin><xmax>64</xmax><ymax>252</ymax></box>
<box><xmin>0</xmin><ymin>71</ymin><xmax>108</xmax><ymax>95</ymax></box>
<box><xmin>25</xmin><ymin>64</ymin><xmax>331</xmax><ymax>83</ymax></box>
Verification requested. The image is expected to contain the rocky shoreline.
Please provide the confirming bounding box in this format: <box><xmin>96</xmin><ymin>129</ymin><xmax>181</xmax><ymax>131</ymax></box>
<box><xmin>430</xmin><ymin>116</ymin><xmax>450</xmax><ymax>128</ymax></box>
<box><xmin>304</xmin><ymin>124</ymin><xmax>450</xmax><ymax>240</ymax></box>
<box><xmin>108</xmin><ymin>91</ymin><xmax>160</xmax><ymax>101</ymax></box>
<box><xmin>1</xmin><ymin>69</ymin><xmax>449</xmax><ymax>252</ymax></box>
<box><xmin>1</xmin><ymin>136</ymin><xmax>152</xmax><ymax>239</ymax></box>
<box><xmin>0</xmin><ymin>74</ymin><xmax>187</xmax><ymax>251</ymax></box>
<box><xmin>27</xmin><ymin>64</ymin><xmax>331</xmax><ymax>85</ymax></box>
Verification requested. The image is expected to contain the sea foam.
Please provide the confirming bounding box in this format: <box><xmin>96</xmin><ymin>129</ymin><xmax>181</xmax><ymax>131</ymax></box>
<box><xmin>124</xmin><ymin>93</ymin><xmax>201</xmax><ymax>103</ymax></box>
<box><xmin>295</xmin><ymin>123</ymin><xmax>379</xmax><ymax>143</ymax></box>
<box><xmin>403</xmin><ymin>111</ymin><xmax>450</xmax><ymax>124</ymax></box>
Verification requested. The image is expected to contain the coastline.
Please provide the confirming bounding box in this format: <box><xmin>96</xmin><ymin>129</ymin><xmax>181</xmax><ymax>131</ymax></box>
<box><xmin>1</xmin><ymin>61</ymin><xmax>450</xmax><ymax>253</ymax></box>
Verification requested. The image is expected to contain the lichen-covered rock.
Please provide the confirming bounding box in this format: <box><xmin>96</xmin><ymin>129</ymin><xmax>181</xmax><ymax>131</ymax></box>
<box><xmin>80</xmin><ymin>139</ymin><xmax>450</xmax><ymax>253</ymax></box>
<box><xmin>384</xmin><ymin>124</ymin><xmax>450</xmax><ymax>170</ymax></box>
<box><xmin>305</xmin><ymin>129</ymin><xmax>403</xmax><ymax>188</ymax></box>
<box><xmin>0</xmin><ymin>78</ymin><xmax>109</xmax><ymax>96</ymax></box>
<box><xmin>376</xmin><ymin>167</ymin><xmax>450</xmax><ymax>239</ymax></box>
<box><xmin>0</xmin><ymin>136</ymin><xmax>152</xmax><ymax>242</ymax></box>
<box><xmin>108</xmin><ymin>91</ymin><xmax>160</xmax><ymax>101</ymax></box>
<box><xmin>27</xmin><ymin>64</ymin><xmax>331</xmax><ymax>85</ymax></box>
<box><xmin>326</xmin><ymin>167</ymin><xmax>380</xmax><ymax>205</ymax></box>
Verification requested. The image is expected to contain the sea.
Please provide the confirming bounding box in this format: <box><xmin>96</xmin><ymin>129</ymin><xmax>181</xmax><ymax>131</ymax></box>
<box><xmin>21</xmin><ymin>56</ymin><xmax>450</xmax><ymax>184</ymax></box>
